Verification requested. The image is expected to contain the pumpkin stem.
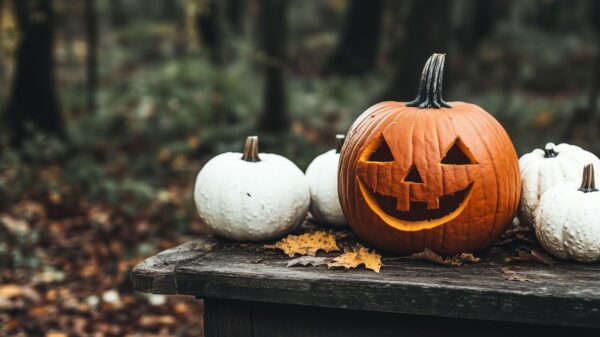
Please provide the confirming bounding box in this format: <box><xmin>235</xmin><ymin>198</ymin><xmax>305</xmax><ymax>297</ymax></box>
<box><xmin>336</xmin><ymin>134</ymin><xmax>345</xmax><ymax>154</ymax></box>
<box><xmin>544</xmin><ymin>143</ymin><xmax>558</xmax><ymax>158</ymax></box>
<box><xmin>579</xmin><ymin>164</ymin><xmax>598</xmax><ymax>193</ymax></box>
<box><xmin>242</xmin><ymin>136</ymin><xmax>261</xmax><ymax>162</ymax></box>
<box><xmin>407</xmin><ymin>53</ymin><xmax>451</xmax><ymax>109</ymax></box>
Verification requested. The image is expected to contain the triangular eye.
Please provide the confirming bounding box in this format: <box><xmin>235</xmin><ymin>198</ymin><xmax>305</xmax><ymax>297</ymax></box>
<box><xmin>403</xmin><ymin>165</ymin><xmax>424</xmax><ymax>183</ymax></box>
<box><xmin>440</xmin><ymin>137</ymin><xmax>477</xmax><ymax>165</ymax></box>
<box><xmin>368</xmin><ymin>137</ymin><xmax>394</xmax><ymax>162</ymax></box>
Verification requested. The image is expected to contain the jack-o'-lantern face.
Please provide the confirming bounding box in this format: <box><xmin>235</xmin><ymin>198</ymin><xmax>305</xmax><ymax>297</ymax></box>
<box><xmin>356</xmin><ymin>127</ymin><xmax>479</xmax><ymax>232</ymax></box>
<box><xmin>337</xmin><ymin>53</ymin><xmax>521</xmax><ymax>255</ymax></box>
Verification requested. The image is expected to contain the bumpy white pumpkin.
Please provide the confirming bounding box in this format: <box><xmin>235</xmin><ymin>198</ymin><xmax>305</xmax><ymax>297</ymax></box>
<box><xmin>519</xmin><ymin>142</ymin><xmax>600</xmax><ymax>224</ymax></box>
<box><xmin>535</xmin><ymin>164</ymin><xmax>600</xmax><ymax>263</ymax></box>
<box><xmin>194</xmin><ymin>136</ymin><xmax>310</xmax><ymax>241</ymax></box>
<box><xmin>305</xmin><ymin>135</ymin><xmax>347</xmax><ymax>227</ymax></box>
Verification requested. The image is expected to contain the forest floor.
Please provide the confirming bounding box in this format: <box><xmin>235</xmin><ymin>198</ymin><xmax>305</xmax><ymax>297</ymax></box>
<box><xmin>1</xmin><ymin>194</ymin><xmax>209</xmax><ymax>336</ymax></box>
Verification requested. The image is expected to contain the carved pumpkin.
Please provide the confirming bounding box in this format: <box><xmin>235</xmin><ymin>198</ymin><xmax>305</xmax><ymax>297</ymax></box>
<box><xmin>338</xmin><ymin>54</ymin><xmax>521</xmax><ymax>255</ymax></box>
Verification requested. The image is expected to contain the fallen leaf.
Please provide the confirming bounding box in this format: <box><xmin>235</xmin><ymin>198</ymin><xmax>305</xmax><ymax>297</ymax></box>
<box><xmin>411</xmin><ymin>248</ymin><xmax>458</xmax><ymax>266</ymax></box>
<box><xmin>333</xmin><ymin>230</ymin><xmax>353</xmax><ymax>239</ymax></box>
<box><xmin>516</xmin><ymin>233</ymin><xmax>536</xmax><ymax>243</ymax></box>
<box><xmin>327</xmin><ymin>246</ymin><xmax>382</xmax><ymax>273</ymax></box>
<box><xmin>46</xmin><ymin>329</ymin><xmax>70</xmax><ymax>337</ymax></box>
<box><xmin>410</xmin><ymin>249</ymin><xmax>480</xmax><ymax>266</ymax></box>
<box><xmin>501</xmin><ymin>267</ymin><xmax>532</xmax><ymax>282</ymax></box>
<box><xmin>0</xmin><ymin>215</ymin><xmax>29</xmax><ymax>235</ymax></box>
<box><xmin>457</xmin><ymin>253</ymin><xmax>481</xmax><ymax>264</ymax></box>
<box><xmin>265</xmin><ymin>231</ymin><xmax>340</xmax><ymax>257</ymax></box>
<box><xmin>139</xmin><ymin>315</ymin><xmax>176</xmax><ymax>327</ymax></box>
<box><xmin>506</xmin><ymin>250</ymin><xmax>554</xmax><ymax>265</ymax></box>
<box><xmin>12</xmin><ymin>200</ymin><xmax>47</xmax><ymax>222</ymax></box>
<box><xmin>0</xmin><ymin>284</ymin><xmax>22</xmax><ymax>299</ymax></box>
<box><xmin>286</xmin><ymin>256</ymin><xmax>331</xmax><ymax>267</ymax></box>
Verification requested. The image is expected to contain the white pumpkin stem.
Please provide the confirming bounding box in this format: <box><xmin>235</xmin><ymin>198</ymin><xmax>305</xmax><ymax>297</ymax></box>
<box><xmin>406</xmin><ymin>53</ymin><xmax>451</xmax><ymax>109</ymax></box>
<box><xmin>242</xmin><ymin>136</ymin><xmax>261</xmax><ymax>162</ymax></box>
<box><xmin>336</xmin><ymin>134</ymin><xmax>345</xmax><ymax>154</ymax></box>
<box><xmin>544</xmin><ymin>143</ymin><xmax>558</xmax><ymax>158</ymax></box>
<box><xmin>579</xmin><ymin>164</ymin><xmax>598</xmax><ymax>193</ymax></box>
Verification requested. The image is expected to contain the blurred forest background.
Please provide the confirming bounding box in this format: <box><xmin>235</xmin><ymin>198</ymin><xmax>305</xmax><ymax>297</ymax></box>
<box><xmin>1</xmin><ymin>0</ymin><xmax>600</xmax><ymax>336</ymax></box>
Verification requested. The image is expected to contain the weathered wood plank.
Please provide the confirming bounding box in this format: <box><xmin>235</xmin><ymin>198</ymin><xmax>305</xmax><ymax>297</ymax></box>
<box><xmin>175</xmin><ymin>245</ymin><xmax>600</xmax><ymax>328</ymax></box>
<box><xmin>131</xmin><ymin>238</ymin><xmax>217</xmax><ymax>294</ymax></box>
<box><xmin>131</xmin><ymin>236</ymin><xmax>600</xmax><ymax>328</ymax></box>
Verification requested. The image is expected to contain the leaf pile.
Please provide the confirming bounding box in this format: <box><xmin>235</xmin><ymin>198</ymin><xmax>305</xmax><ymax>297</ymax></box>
<box><xmin>0</xmin><ymin>196</ymin><xmax>205</xmax><ymax>336</ymax></box>
<box><xmin>265</xmin><ymin>231</ymin><xmax>340</xmax><ymax>257</ymax></box>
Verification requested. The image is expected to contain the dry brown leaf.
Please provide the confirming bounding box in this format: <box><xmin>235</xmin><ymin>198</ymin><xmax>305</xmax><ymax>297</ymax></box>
<box><xmin>411</xmin><ymin>248</ymin><xmax>459</xmax><ymax>266</ymax></box>
<box><xmin>327</xmin><ymin>246</ymin><xmax>382</xmax><ymax>273</ymax></box>
<box><xmin>410</xmin><ymin>249</ymin><xmax>479</xmax><ymax>266</ymax></box>
<box><xmin>139</xmin><ymin>315</ymin><xmax>176</xmax><ymax>327</ymax></box>
<box><xmin>265</xmin><ymin>231</ymin><xmax>340</xmax><ymax>257</ymax></box>
<box><xmin>516</xmin><ymin>233</ymin><xmax>536</xmax><ymax>243</ymax></box>
<box><xmin>286</xmin><ymin>256</ymin><xmax>331</xmax><ymax>267</ymax></box>
<box><xmin>506</xmin><ymin>250</ymin><xmax>554</xmax><ymax>265</ymax></box>
<box><xmin>0</xmin><ymin>284</ymin><xmax>22</xmax><ymax>299</ymax></box>
<box><xmin>457</xmin><ymin>253</ymin><xmax>481</xmax><ymax>264</ymax></box>
<box><xmin>501</xmin><ymin>267</ymin><xmax>532</xmax><ymax>282</ymax></box>
<box><xmin>46</xmin><ymin>332</ymin><xmax>68</xmax><ymax>337</ymax></box>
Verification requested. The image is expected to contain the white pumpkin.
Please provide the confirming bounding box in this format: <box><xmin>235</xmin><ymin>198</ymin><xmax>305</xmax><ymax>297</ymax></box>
<box><xmin>305</xmin><ymin>135</ymin><xmax>347</xmax><ymax>227</ymax></box>
<box><xmin>518</xmin><ymin>142</ymin><xmax>600</xmax><ymax>224</ymax></box>
<box><xmin>194</xmin><ymin>136</ymin><xmax>310</xmax><ymax>241</ymax></box>
<box><xmin>534</xmin><ymin>164</ymin><xmax>600</xmax><ymax>263</ymax></box>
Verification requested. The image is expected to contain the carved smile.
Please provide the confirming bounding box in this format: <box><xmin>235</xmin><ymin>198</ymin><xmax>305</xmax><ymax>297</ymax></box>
<box><xmin>357</xmin><ymin>178</ymin><xmax>474</xmax><ymax>231</ymax></box>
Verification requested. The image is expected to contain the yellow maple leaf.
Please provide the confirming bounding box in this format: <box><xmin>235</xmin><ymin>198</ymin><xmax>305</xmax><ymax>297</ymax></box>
<box><xmin>265</xmin><ymin>231</ymin><xmax>340</xmax><ymax>257</ymax></box>
<box><xmin>328</xmin><ymin>246</ymin><xmax>382</xmax><ymax>273</ymax></box>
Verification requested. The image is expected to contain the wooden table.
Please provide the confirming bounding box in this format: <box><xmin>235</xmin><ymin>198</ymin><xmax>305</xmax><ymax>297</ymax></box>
<box><xmin>131</xmin><ymin>231</ymin><xmax>600</xmax><ymax>337</ymax></box>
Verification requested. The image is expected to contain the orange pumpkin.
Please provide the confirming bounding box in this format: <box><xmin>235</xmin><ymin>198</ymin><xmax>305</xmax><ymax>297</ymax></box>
<box><xmin>338</xmin><ymin>54</ymin><xmax>520</xmax><ymax>255</ymax></box>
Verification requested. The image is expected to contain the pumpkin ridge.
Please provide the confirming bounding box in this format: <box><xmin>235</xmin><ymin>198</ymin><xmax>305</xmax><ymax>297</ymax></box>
<box><xmin>473</xmin><ymin>110</ymin><xmax>511</xmax><ymax>245</ymax></box>
<box><xmin>473</xmin><ymin>109</ymin><xmax>520</xmax><ymax>244</ymax></box>
<box><xmin>456</xmin><ymin>110</ymin><xmax>494</xmax><ymax>249</ymax></box>
<box><xmin>430</xmin><ymin>113</ymin><xmax>445</xmax><ymax>251</ymax></box>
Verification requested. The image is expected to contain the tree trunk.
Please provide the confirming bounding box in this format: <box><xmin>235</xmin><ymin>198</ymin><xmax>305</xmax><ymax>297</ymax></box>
<box><xmin>258</xmin><ymin>0</ymin><xmax>288</xmax><ymax>132</ymax></box>
<box><xmin>85</xmin><ymin>0</ymin><xmax>98</xmax><ymax>114</ymax></box>
<box><xmin>563</xmin><ymin>0</ymin><xmax>600</xmax><ymax>141</ymax></box>
<box><xmin>455</xmin><ymin>0</ymin><xmax>498</xmax><ymax>53</ymax></box>
<box><xmin>109</xmin><ymin>0</ymin><xmax>126</xmax><ymax>27</ymax></box>
<box><xmin>381</xmin><ymin>0</ymin><xmax>452</xmax><ymax>101</ymax></box>
<box><xmin>5</xmin><ymin>0</ymin><xmax>64</xmax><ymax>146</ymax></box>
<box><xmin>161</xmin><ymin>0</ymin><xmax>181</xmax><ymax>21</ymax></box>
<box><xmin>196</xmin><ymin>0</ymin><xmax>223</xmax><ymax>64</ymax></box>
<box><xmin>325</xmin><ymin>0</ymin><xmax>385</xmax><ymax>75</ymax></box>
<box><xmin>225</xmin><ymin>0</ymin><xmax>245</xmax><ymax>35</ymax></box>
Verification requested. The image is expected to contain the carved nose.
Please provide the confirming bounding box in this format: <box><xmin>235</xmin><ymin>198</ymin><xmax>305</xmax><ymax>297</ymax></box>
<box><xmin>403</xmin><ymin>165</ymin><xmax>424</xmax><ymax>183</ymax></box>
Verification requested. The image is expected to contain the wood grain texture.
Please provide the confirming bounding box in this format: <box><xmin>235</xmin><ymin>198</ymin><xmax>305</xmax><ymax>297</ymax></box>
<box><xmin>132</xmin><ymin>237</ymin><xmax>600</xmax><ymax>328</ymax></box>
<box><xmin>206</xmin><ymin>299</ymin><xmax>599</xmax><ymax>337</ymax></box>
<box><xmin>131</xmin><ymin>238</ymin><xmax>215</xmax><ymax>294</ymax></box>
